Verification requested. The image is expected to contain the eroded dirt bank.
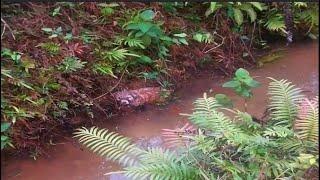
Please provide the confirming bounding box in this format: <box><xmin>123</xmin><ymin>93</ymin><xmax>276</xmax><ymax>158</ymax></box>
<box><xmin>1</xmin><ymin>41</ymin><xmax>319</xmax><ymax>180</ymax></box>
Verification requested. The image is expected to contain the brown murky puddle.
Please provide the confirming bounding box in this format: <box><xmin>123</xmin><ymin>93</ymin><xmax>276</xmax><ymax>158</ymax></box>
<box><xmin>2</xmin><ymin>42</ymin><xmax>318</xmax><ymax>180</ymax></box>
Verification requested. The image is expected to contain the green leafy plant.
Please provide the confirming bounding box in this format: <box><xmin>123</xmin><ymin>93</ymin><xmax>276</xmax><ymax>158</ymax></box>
<box><xmin>75</xmin><ymin>77</ymin><xmax>318</xmax><ymax>179</ymax></box>
<box><xmin>57</xmin><ymin>56</ymin><xmax>87</xmax><ymax>73</ymax></box>
<box><xmin>123</xmin><ymin>9</ymin><xmax>176</xmax><ymax>59</ymax></box>
<box><xmin>172</xmin><ymin>33</ymin><xmax>188</xmax><ymax>45</ymax></box>
<box><xmin>38</xmin><ymin>42</ymin><xmax>61</xmax><ymax>55</ymax></box>
<box><xmin>100</xmin><ymin>7</ymin><xmax>114</xmax><ymax>17</ymax></box>
<box><xmin>192</xmin><ymin>32</ymin><xmax>214</xmax><ymax>44</ymax></box>
<box><xmin>139</xmin><ymin>71</ymin><xmax>159</xmax><ymax>81</ymax></box>
<box><xmin>222</xmin><ymin>68</ymin><xmax>260</xmax><ymax>111</ymax></box>
<box><xmin>267</xmin><ymin>77</ymin><xmax>304</xmax><ymax>127</ymax></box>
<box><xmin>294</xmin><ymin>97</ymin><xmax>318</xmax><ymax>144</ymax></box>
<box><xmin>92</xmin><ymin>63</ymin><xmax>117</xmax><ymax>78</ymax></box>
<box><xmin>51</xmin><ymin>6</ymin><xmax>61</xmax><ymax>17</ymax></box>
<box><xmin>102</xmin><ymin>48</ymin><xmax>140</xmax><ymax>62</ymax></box>
<box><xmin>1</xmin><ymin>122</ymin><xmax>14</xmax><ymax>150</ymax></box>
<box><xmin>115</xmin><ymin>36</ymin><xmax>146</xmax><ymax>49</ymax></box>
<box><xmin>214</xmin><ymin>93</ymin><xmax>233</xmax><ymax>108</ymax></box>
<box><xmin>41</xmin><ymin>27</ymin><xmax>63</xmax><ymax>39</ymax></box>
<box><xmin>205</xmin><ymin>2</ymin><xmax>266</xmax><ymax>25</ymax></box>
<box><xmin>63</xmin><ymin>32</ymin><xmax>73</xmax><ymax>43</ymax></box>
<box><xmin>263</xmin><ymin>8</ymin><xmax>286</xmax><ymax>34</ymax></box>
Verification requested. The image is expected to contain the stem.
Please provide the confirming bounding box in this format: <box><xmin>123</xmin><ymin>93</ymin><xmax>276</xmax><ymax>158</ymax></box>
<box><xmin>104</xmin><ymin>171</ymin><xmax>126</xmax><ymax>176</ymax></box>
<box><xmin>244</xmin><ymin>98</ymin><xmax>248</xmax><ymax>112</ymax></box>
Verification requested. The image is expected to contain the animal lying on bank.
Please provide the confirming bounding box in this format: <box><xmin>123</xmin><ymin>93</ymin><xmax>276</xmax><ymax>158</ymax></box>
<box><xmin>112</xmin><ymin>87</ymin><xmax>165</xmax><ymax>108</ymax></box>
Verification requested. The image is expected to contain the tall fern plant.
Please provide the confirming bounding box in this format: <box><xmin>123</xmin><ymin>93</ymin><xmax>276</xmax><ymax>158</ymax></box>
<box><xmin>74</xmin><ymin>77</ymin><xmax>318</xmax><ymax>179</ymax></box>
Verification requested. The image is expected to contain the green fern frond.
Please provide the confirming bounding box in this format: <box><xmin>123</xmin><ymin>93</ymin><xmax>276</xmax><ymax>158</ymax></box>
<box><xmin>295</xmin><ymin>97</ymin><xmax>318</xmax><ymax>144</ymax></box>
<box><xmin>73</xmin><ymin>127</ymin><xmax>142</xmax><ymax>166</ymax></box>
<box><xmin>263</xmin><ymin>126</ymin><xmax>294</xmax><ymax>138</ymax></box>
<box><xmin>39</xmin><ymin>42</ymin><xmax>60</xmax><ymax>55</ymax></box>
<box><xmin>192</xmin><ymin>32</ymin><xmax>214</xmax><ymax>44</ymax></box>
<box><xmin>102</xmin><ymin>48</ymin><xmax>140</xmax><ymax>62</ymax></box>
<box><xmin>299</xmin><ymin>8</ymin><xmax>319</xmax><ymax>27</ymax></box>
<box><xmin>298</xmin><ymin>8</ymin><xmax>319</xmax><ymax>33</ymax></box>
<box><xmin>115</xmin><ymin>36</ymin><xmax>146</xmax><ymax>49</ymax></box>
<box><xmin>140</xmin><ymin>147</ymin><xmax>178</xmax><ymax>164</ymax></box>
<box><xmin>267</xmin><ymin>77</ymin><xmax>305</xmax><ymax>127</ymax></box>
<box><xmin>124</xmin><ymin>162</ymin><xmax>199</xmax><ymax>180</ymax></box>
<box><xmin>188</xmin><ymin>93</ymin><xmax>241</xmax><ymax>136</ymax></box>
<box><xmin>264</xmin><ymin>13</ymin><xmax>286</xmax><ymax>33</ymax></box>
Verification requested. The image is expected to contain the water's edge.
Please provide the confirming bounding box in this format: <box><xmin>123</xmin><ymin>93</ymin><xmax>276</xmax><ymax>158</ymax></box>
<box><xmin>2</xmin><ymin>42</ymin><xmax>319</xmax><ymax>180</ymax></box>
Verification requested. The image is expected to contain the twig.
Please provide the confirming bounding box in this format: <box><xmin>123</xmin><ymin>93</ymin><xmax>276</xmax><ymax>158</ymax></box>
<box><xmin>1</xmin><ymin>18</ymin><xmax>16</xmax><ymax>40</ymax></box>
<box><xmin>92</xmin><ymin>67</ymin><xmax>127</xmax><ymax>101</ymax></box>
<box><xmin>249</xmin><ymin>21</ymin><xmax>256</xmax><ymax>50</ymax></box>
<box><xmin>204</xmin><ymin>33</ymin><xmax>225</xmax><ymax>54</ymax></box>
<box><xmin>104</xmin><ymin>171</ymin><xmax>126</xmax><ymax>176</ymax></box>
<box><xmin>240</xmin><ymin>38</ymin><xmax>255</xmax><ymax>63</ymax></box>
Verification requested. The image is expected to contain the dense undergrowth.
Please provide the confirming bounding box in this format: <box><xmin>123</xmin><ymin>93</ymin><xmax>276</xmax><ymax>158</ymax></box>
<box><xmin>75</xmin><ymin>75</ymin><xmax>319</xmax><ymax>179</ymax></box>
<box><xmin>1</xmin><ymin>2</ymin><xmax>319</xmax><ymax>156</ymax></box>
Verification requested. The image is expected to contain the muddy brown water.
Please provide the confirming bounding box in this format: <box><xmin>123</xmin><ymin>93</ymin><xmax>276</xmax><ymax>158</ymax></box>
<box><xmin>1</xmin><ymin>42</ymin><xmax>319</xmax><ymax>180</ymax></box>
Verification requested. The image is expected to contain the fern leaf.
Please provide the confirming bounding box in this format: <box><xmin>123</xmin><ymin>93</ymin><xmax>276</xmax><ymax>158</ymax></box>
<box><xmin>124</xmin><ymin>162</ymin><xmax>199</xmax><ymax>180</ymax></box>
<box><xmin>73</xmin><ymin>127</ymin><xmax>142</xmax><ymax>166</ymax></box>
<box><xmin>267</xmin><ymin>77</ymin><xmax>305</xmax><ymax>127</ymax></box>
<box><xmin>264</xmin><ymin>13</ymin><xmax>286</xmax><ymax>33</ymax></box>
<box><xmin>161</xmin><ymin>123</ymin><xmax>196</xmax><ymax>147</ymax></box>
<box><xmin>103</xmin><ymin>48</ymin><xmax>140</xmax><ymax>62</ymax></box>
<box><xmin>140</xmin><ymin>147</ymin><xmax>178</xmax><ymax>165</ymax></box>
<box><xmin>295</xmin><ymin>97</ymin><xmax>318</xmax><ymax>144</ymax></box>
<box><xmin>188</xmin><ymin>93</ymin><xmax>241</xmax><ymax>137</ymax></box>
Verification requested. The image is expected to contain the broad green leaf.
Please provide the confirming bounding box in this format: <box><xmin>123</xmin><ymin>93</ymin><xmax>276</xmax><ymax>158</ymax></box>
<box><xmin>135</xmin><ymin>31</ymin><xmax>145</xmax><ymax>38</ymax></box>
<box><xmin>1</xmin><ymin>122</ymin><xmax>11</xmax><ymax>132</ymax></box>
<box><xmin>160</xmin><ymin>35</ymin><xmax>173</xmax><ymax>42</ymax></box>
<box><xmin>205</xmin><ymin>2</ymin><xmax>218</xmax><ymax>17</ymax></box>
<box><xmin>126</xmin><ymin>23</ymin><xmax>140</xmax><ymax>30</ymax></box>
<box><xmin>215</xmin><ymin>94</ymin><xmax>233</xmax><ymax>108</ymax></box>
<box><xmin>140</xmin><ymin>10</ymin><xmax>155</xmax><ymax>21</ymax></box>
<box><xmin>235</xmin><ymin>68</ymin><xmax>249</xmax><ymax>78</ymax></box>
<box><xmin>1</xmin><ymin>135</ymin><xmax>8</xmax><ymax>141</ymax></box>
<box><xmin>210</xmin><ymin>2</ymin><xmax>217</xmax><ymax>11</ymax></box>
<box><xmin>222</xmin><ymin>80</ymin><xmax>241</xmax><ymax>88</ymax></box>
<box><xmin>138</xmin><ymin>22</ymin><xmax>154</xmax><ymax>33</ymax></box>
<box><xmin>137</xmin><ymin>55</ymin><xmax>153</xmax><ymax>64</ymax></box>
<box><xmin>145</xmin><ymin>26</ymin><xmax>162</xmax><ymax>37</ymax></box>
<box><xmin>140</xmin><ymin>35</ymin><xmax>151</xmax><ymax>46</ymax></box>
<box><xmin>178</xmin><ymin>38</ymin><xmax>188</xmax><ymax>45</ymax></box>
<box><xmin>247</xmin><ymin>79</ymin><xmax>260</xmax><ymax>88</ymax></box>
<box><xmin>240</xmin><ymin>5</ymin><xmax>257</xmax><ymax>22</ymax></box>
<box><xmin>249</xmin><ymin>2</ymin><xmax>263</xmax><ymax>11</ymax></box>
<box><xmin>239</xmin><ymin>88</ymin><xmax>251</xmax><ymax>98</ymax></box>
<box><xmin>233</xmin><ymin>8</ymin><xmax>244</xmax><ymax>26</ymax></box>
<box><xmin>173</xmin><ymin>33</ymin><xmax>187</xmax><ymax>38</ymax></box>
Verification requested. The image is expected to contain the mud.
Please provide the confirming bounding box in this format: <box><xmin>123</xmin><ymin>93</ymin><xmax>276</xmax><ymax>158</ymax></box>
<box><xmin>1</xmin><ymin>41</ymin><xmax>318</xmax><ymax>180</ymax></box>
